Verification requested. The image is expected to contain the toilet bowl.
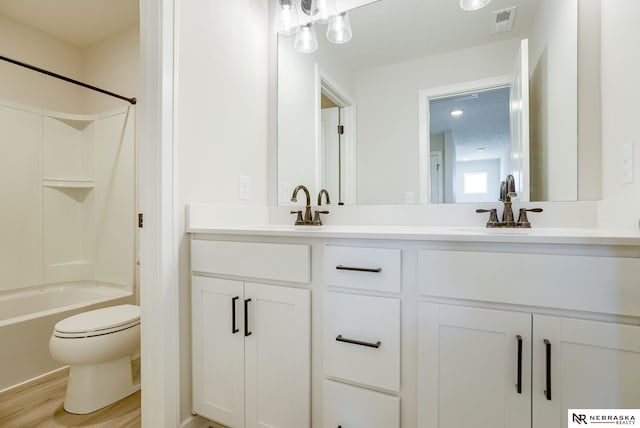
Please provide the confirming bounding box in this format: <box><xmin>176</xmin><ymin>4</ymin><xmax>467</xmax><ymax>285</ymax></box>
<box><xmin>49</xmin><ymin>304</ymin><xmax>141</xmax><ymax>414</ymax></box>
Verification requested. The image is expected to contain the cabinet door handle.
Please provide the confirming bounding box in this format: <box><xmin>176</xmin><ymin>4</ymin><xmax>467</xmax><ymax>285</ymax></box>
<box><xmin>244</xmin><ymin>298</ymin><xmax>252</xmax><ymax>337</ymax></box>
<box><xmin>544</xmin><ymin>339</ymin><xmax>552</xmax><ymax>400</ymax></box>
<box><xmin>335</xmin><ymin>334</ymin><xmax>381</xmax><ymax>349</ymax></box>
<box><xmin>231</xmin><ymin>296</ymin><xmax>239</xmax><ymax>334</ymax></box>
<box><xmin>336</xmin><ymin>265</ymin><xmax>382</xmax><ymax>273</ymax></box>
<box><xmin>516</xmin><ymin>335</ymin><xmax>523</xmax><ymax>394</ymax></box>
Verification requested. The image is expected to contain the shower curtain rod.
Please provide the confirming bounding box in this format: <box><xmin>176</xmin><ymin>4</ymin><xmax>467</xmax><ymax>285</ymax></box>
<box><xmin>0</xmin><ymin>54</ymin><xmax>137</xmax><ymax>105</ymax></box>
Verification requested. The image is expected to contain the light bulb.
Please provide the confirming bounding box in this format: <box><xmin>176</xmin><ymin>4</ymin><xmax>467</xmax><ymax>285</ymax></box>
<box><xmin>294</xmin><ymin>23</ymin><xmax>318</xmax><ymax>53</ymax></box>
<box><xmin>327</xmin><ymin>12</ymin><xmax>352</xmax><ymax>44</ymax></box>
<box><xmin>274</xmin><ymin>0</ymin><xmax>300</xmax><ymax>35</ymax></box>
<box><xmin>459</xmin><ymin>0</ymin><xmax>493</xmax><ymax>11</ymax></box>
<box><xmin>314</xmin><ymin>0</ymin><xmax>337</xmax><ymax>23</ymax></box>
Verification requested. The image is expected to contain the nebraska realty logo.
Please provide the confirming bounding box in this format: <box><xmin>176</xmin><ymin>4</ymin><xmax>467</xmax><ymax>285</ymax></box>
<box><xmin>569</xmin><ymin>409</ymin><xmax>639</xmax><ymax>425</ymax></box>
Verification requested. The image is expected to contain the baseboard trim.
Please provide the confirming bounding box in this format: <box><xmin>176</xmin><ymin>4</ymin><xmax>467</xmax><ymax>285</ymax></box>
<box><xmin>0</xmin><ymin>366</ymin><xmax>69</xmax><ymax>396</ymax></box>
<box><xmin>181</xmin><ymin>414</ymin><xmax>225</xmax><ymax>428</ymax></box>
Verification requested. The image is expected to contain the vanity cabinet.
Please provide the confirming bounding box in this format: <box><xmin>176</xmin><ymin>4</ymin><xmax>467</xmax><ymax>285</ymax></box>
<box><xmin>187</xmin><ymin>220</ymin><xmax>640</xmax><ymax>428</ymax></box>
<box><xmin>532</xmin><ymin>315</ymin><xmax>640</xmax><ymax>428</ymax></box>
<box><xmin>418</xmin><ymin>304</ymin><xmax>532</xmax><ymax>428</ymax></box>
<box><xmin>419</xmin><ymin>303</ymin><xmax>640</xmax><ymax>428</ymax></box>
<box><xmin>191</xmin><ymin>239</ymin><xmax>311</xmax><ymax>428</ymax></box>
<box><xmin>417</xmin><ymin>249</ymin><xmax>640</xmax><ymax>428</ymax></box>
<box><xmin>322</xmin><ymin>245</ymin><xmax>402</xmax><ymax>428</ymax></box>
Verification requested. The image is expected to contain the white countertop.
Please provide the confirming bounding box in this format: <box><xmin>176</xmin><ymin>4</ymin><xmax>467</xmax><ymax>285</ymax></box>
<box><xmin>188</xmin><ymin>224</ymin><xmax>640</xmax><ymax>246</ymax></box>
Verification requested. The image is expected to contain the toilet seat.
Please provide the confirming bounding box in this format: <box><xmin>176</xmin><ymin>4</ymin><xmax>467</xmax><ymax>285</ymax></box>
<box><xmin>54</xmin><ymin>304</ymin><xmax>140</xmax><ymax>338</ymax></box>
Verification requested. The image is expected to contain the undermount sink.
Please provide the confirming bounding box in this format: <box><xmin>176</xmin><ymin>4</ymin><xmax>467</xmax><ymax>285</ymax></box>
<box><xmin>447</xmin><ymin>227</ymin><xmax>604</xmax><ymax>237</ymax></box>
<box><xmin>448</xmin><ymin>227</ymin><xmax>533</xmax><ymax>235</ymax></box>
<box><xmin>243</xmin><ymin>224</ymin><xmax>324</xmax><ymax>232</ymax></box>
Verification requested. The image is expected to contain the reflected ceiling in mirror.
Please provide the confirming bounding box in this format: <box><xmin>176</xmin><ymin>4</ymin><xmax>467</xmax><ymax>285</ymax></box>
<box><xmin>277</xmin><ymin>0</ymin><xmax>578</xmax><ymax>206</ymax></box>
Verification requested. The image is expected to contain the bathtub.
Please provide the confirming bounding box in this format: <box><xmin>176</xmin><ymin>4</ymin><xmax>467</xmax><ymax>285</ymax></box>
<box><xmin>0</xmin><ymin>282</ymin><xmax>135</xmax><ymax>391</ymax></box>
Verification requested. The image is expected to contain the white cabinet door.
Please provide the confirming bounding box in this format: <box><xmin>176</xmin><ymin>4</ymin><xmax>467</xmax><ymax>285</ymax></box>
<box><xmin>244</xmin><ymin>282</ymin><xmax>310</xmax><ymax>428</ymax></box>
<box><xmin>533</xmin><ymin>315</ymin><xmax>640</xmax><ymax>428</ymax></box>
<box><xmin>418</xmin><ymin>303</ymin><xmax>532</xmax><ymax>428</ymax></box>
<box><xmin>192</xmin><ymin>276</ymin><xmax>245</xmax><ymax>428</ymax></box>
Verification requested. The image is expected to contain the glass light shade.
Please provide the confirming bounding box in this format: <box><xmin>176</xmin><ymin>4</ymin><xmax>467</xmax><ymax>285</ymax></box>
<box><xmin>459</xmin><ymin>0</ymin><xmax>493</xmax><ymax>11</ymax></box>
<box><xmin>327</xmin><ymin>12</ymin><xmax>352</xmax><ymax>44</ymax></box>
<box><xmin>274</xmin><ymin>0</ymin><xmax>300</xmax><ymax>35</ymax></box>
<box><xmin>294</xmin><ymin>23</ymin><xmax>318</xmax><ymax>53</ymax></box>
<box><xmin>313</xmin><ymin>0</ymin><xmax>337</xmax><ymax>23</ymax></box>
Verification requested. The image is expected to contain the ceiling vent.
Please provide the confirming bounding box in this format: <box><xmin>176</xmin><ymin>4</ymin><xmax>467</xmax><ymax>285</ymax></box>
<box><xmin>491</xmin><ymin>6</ymin><xmax>516</xmax><ymax>33</ymax></box>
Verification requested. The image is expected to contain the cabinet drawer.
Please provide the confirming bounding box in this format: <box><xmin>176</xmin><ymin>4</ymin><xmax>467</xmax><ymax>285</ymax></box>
<box><xmin>418</xmin><ymin>250</ymin><xmax>640</xmax><ymax>316</ymax></box>
<box><xmin>323</xmin><ymin>380</ymin><xmax>399</xmax><ymax>428</ymax></box>
<box><xmin>191</xmin><ymin>239</ymin><xmax>310</xmax><ymax>283</ymax></box>
<box><xmin>324</xmin><ymin>245</ymin><xmax>401</xmax><ymax>292</ymax></box>
<box><xmin>324</xmin><ymin>292</ymin><xmax>400</xmax><ymax>391</ymax></box>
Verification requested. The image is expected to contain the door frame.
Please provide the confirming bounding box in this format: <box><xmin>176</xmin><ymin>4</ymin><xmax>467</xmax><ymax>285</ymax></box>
<box><xmin>430</xmin><ymin>151</ymin><xmax>444</xmax><ymax>203</ymax></box>
<box><xmin>315</xmin><ymin>64</ymin><xmax>357</xmax><ymax>204</ymax></box>
<box><xmin>417</xmin><ymin>75</ymin><xmax>512</xmax><ymax>204</ymax></box>
<box><xmin>139</xmin><ymin>0</ymin><xmax>181</xmax><ymax>426</ymax></box>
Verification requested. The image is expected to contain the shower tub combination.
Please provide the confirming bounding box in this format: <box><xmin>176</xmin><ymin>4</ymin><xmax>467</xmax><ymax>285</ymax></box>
<box><xmin>0</xmin><ymin>282</ymin><xmax>134</xmax><ymax>391</ymax></box>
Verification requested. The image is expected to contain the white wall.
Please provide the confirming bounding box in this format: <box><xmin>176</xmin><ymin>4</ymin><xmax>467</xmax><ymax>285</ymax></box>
<box><xmin>277</xmin><ymin>30</ymin><xmax>356</xmax><ymax>205</ymax></box>
<box><xmin>354</xmin><ymin>39</ymin><xmax>519</xmax><ymax>205</ymax></box>
<box><xmin>0</xmin><ymin>15</ymin><xmax>84</xmax><ymax>112</ymax></box>
<box><xmin>528</xmin><ymin>0</ymin><xmax>578</xmax><ymax>202</ymax></box>
<box><xmin>601</xmin><ymin>0</ymin><xmax>640</xmax><ymax>201</ymax></box>
<box><xmin>175</xmin><ymin>0</ymin><xmax>270</xmax><ymax>420</ymax></box>
<box><xmin>83</xmin><ymin>25</ymin><xmax>140</xmax><ymax>113</ymax></box>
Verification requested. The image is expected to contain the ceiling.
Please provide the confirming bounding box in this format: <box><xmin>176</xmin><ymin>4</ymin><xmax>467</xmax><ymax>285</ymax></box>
<box><xmin>430</xmin><ymin>87</ymin><xmax>511</xmax><ymax>162</ymax></box>
<box><xmin>316</xmin><ymin>0</ymin><xmax>541</xmax><ymax>72</ymax></box>
<box><xmin>0</xmin><ymin>0</ymin><xmax>139</xmax><ymax>48</ymax></box>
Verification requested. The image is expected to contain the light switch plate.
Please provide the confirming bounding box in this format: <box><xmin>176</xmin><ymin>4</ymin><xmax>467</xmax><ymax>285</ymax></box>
<box><xmin>239</xmin><ymin>175</ymin><xmax>250</xmax><ymax>200</ymax></box>
<box><xmin>405</xmin><ymin>191</ymin><xmax>415</xmax><ymax>204</ymax></box>
<box><xmin>621</xmin><ymin>143</ymin><xmax>634</xmax><ymax>185</ymax></box>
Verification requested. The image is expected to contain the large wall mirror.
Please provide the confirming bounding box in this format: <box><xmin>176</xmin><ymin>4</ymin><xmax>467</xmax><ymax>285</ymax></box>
<box><xmin>277</xmin><ymin>0</ymin><xmax>578</xmax><ymax>205</ymax></box>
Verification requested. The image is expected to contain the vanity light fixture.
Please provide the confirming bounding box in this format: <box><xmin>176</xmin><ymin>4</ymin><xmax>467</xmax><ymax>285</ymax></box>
<box><xmin>450</xmin><ymin>108</ymin><xmax>464</xmax><ymax>117</ymax></box>
<box><xmin>460</xmin><ymin>0</ymin><xmax>493</xmax><ymax>11</ymax></box>
<box><xmin>275</xmin><ymin>0</ymin><xmax>300</xmax><ymax>35</ymax></box>
<box><xmin>294</xmin><ymin>23</ymin><xmax>319</xmax><ymax>53</ymax></box>
<box><xmin>311</xmin><ymin>0</ymin><xmax>338</xmax><ymax>23</ymax></box>
<box><xmin>275</xmin><ymin>0</ymin><xmax>353</xmax><ymax>53</ymax></box>
<box><xmin>327</xmin><ymin>12</ymin><xmax>352</xmax><ymax>44</ymax></box>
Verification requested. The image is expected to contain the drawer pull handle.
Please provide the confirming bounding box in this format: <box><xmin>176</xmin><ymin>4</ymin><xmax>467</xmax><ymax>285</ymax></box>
<box><xmin>516</xmin><ymin>335</ymin><xmax>523</xmax><ymax>394</ymax></box>
<box><xmin>544</xmin><ymin>339</ymin><xmax>552</xmax><ymax>400</ymax></box>
<box><xmin>231</xmin><ymin>296</ymin><xmax>239</xmax><ymax>334</ymax></box>
<box><xmin>244</xmin><ymin>298</ymin><xmax>252</xmax><ymax>337</ymax></box>
<box><xmin>336</xmin><ymin>334</ymin><xmax>381</xmax><ymax>349</ymax></box>
<box><xmin>336</xmin><ymin>265</ymin><xmax>382</xmax><ymax>273</ymax></box>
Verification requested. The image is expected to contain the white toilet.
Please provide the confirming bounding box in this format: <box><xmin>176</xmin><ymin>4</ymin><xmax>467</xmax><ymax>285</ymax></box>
<box><xmin>49</xmin><ymin>304</ymin><xmax>141</xmax><ymax>414</ymax></box>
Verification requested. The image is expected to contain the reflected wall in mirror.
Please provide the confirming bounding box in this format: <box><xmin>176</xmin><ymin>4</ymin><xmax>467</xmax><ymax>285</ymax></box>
<box><xmin>277</xmin><ymin>0</ymin><xmax>579</xmax><ymax>205</ymax></box>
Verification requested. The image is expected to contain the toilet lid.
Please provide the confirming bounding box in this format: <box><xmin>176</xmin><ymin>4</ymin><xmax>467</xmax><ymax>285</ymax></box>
<box><xmin>54</xmin><ymin>304</ymin><xmax>140</xmax><ymax>338</ymax></box>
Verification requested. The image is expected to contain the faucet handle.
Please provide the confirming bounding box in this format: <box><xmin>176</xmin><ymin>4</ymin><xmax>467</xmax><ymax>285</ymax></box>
<box><xmin>290</xmin><ymin>210</ymin><xmax>304</xmax><ymax>226</ymax></box>
<box><xmin>516</xmin><ymin>208</ymin><xmax>543</xmax><ymax>228</ymax></box>
<box><xmin>312</xmin><ymin>210</ymin><xmax>330</xmax><ymax>226</ymax></box>
<box><xmin>476</xmin><ymin>208</ymin><xmax>500</xmax><ymax>228</ymax></box>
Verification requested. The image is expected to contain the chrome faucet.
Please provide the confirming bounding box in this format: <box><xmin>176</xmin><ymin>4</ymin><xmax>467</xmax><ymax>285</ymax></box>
<box><xmin>313</xmin><ymin>189</ymin><xmax>331</xmax><ymax>225</ymax></box>
<box><xmin>290</xmin><ymin>185</ymin><xmax>313</xmax><ymax>225</ymax></box>
<box><xmin>476</xmin><ymin>174</ymin><xmax>543</xmax><ymax>228</ymax></box>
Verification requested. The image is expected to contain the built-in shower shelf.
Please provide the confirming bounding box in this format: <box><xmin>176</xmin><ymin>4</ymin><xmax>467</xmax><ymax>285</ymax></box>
<box><xmin>43</xmin><ymin>178</ymin><xmax>95</xmax><ymax>189</ymax></box>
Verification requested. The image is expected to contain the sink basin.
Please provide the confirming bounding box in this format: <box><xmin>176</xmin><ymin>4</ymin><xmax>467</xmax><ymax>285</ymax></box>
<box><xmin>447</xmin><ymin>227</ymin><xmax>604</xmax><ymax>237</ymax></box>
<box><xmin>243</xmin><ymin>224</ymin><xmax>300</xmax><ymax>231</ymax></box>
<box><xmin>449</xmin><ymin>227</ymin><xmax>532</xmax><ymax>235</ymax></box>
<box><xmin>242</xmin><ymin>224</ymin><xmax>328</xmax><ymax>232</ymax></box>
